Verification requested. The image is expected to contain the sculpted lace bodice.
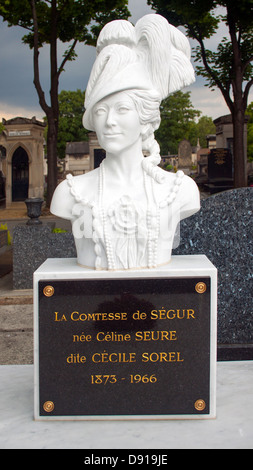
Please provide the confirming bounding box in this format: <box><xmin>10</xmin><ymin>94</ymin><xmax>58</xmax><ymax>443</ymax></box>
<box><xmin>51</xmin><ymin>164</ymin><xmax>200</xmax><ymax>270</ymax></box>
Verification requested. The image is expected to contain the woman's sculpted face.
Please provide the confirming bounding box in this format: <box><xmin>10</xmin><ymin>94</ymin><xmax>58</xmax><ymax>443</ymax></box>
<box><xmin>92</xmin><ymin>91</ymin><xmax>143</xmax><ymax>155</ymax></box>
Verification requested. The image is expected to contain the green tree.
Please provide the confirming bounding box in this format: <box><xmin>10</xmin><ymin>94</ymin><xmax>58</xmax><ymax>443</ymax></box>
<box><xmin>156</xmin><ymin>91</ymin><xmax>200</xmax><ymax>154</ymax></box>
<box><xmin>0</xmin><ymin>0</ymin><xmax>129</xmax><ymax>206</ymax></box>
<box><xmin>148</xmin><ymin>0</ymin><xmax>253</xmax><ymax>188</ymax></box>
<box><xmin>55</xmin><ymin>89</ymin><xmax>88</xmax><ymax>160</ymax></box>
<box><xmin>246</xmin><ymin>102</ymin><xmax>253</xmax><ymax>162</ymax></box>
<box><xmin>189</xmin><ymin>115</ymin><xmax>216</xmax><ymax>148</ymax></box>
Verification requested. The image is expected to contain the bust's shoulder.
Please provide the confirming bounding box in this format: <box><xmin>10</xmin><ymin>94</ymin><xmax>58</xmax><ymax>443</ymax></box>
<box><xmin>65</xmin><ymin>169</ymin><xmax>100</xmax><ymax>199</ymax></box>
<box><xmin>161</xmin><ymin>170</ymin><xmax>198</xmax><ymax>192</ymax></box>
<box><xmin>50</xmin><ymin>169</ymin><xmax>100</xmax><ymax>218</ymax></box>
<box><xmin>159</xmin><ymin>170</ymin><xmax>200</xmax><ymax>218</ymax></box>
<box><xmin>158</xmin><ymin>169</ymin><xmax>184</xmax><ymax>193</ymax></box>
<box><xmin>67</xmin><ymin>168</ymin><xmax>100</xmax><ymax>187</ymax></box>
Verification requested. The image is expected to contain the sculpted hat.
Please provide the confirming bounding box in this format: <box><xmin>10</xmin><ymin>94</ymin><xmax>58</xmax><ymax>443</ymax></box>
<box><xmin>83</xmin><ymin>14</ymin><xmax>195</xmax><ymax>131</ymax></box>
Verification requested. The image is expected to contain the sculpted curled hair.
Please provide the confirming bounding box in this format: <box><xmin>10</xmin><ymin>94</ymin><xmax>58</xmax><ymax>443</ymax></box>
<box><xmin>126</xmin><ymin>89</ymin><xmax>165</xmax><ymax>183</ymax></box>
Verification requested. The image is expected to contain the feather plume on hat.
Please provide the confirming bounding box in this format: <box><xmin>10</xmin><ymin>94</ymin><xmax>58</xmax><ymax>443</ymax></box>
<box><xmin>135</xmin><ymin>14</ymin><xmax>194</xmax><ymax>97</ymax></box>
<box><xmin>83</xmin><ymin>14</ymin><xmax>195</xmax><ymax>131</ymax></box>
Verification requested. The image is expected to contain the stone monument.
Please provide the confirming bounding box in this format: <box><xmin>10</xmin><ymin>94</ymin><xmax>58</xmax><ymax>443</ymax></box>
<box><xmin>205</xmin><ymin>148</ymin><xmax>234</xmax><ymax>193</ymax></box>
<box><xmin>34</xmin><ymin>15</ymin><xmax>217</xmax><ymax>420</ymax></box>
<box><xmin>178</xmin><ymin>139</ymin><xmax>193</xmax><ymax>175</ymax></box>
<box><xmin>0</xmin><ymin>117</ymin><xmax>45</xmax><ymax>206</ymax></box>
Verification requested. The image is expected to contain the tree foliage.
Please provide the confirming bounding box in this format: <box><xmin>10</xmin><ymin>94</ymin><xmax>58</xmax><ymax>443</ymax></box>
<box><xmin>156</xmin><ymin>91</ymin><xmax>215</xmax><ymax>154</ymax></box>
<box><xmin>0</xmin><ymin>0</ymin><xmax>130</xmax><ymax>46</ymax></box>
<box><xmin>156</xmin><ymin>91</ymin><xmax>200</xmax><ymax>154</ymax></box>
<box><xmin>56</xmin><ymin>89</ymin><xmax>88</xmax><ymax>160</ymax></box>
<box><xmin>189</xmin><ymin>115</ymin><xmax>216</xmax><ymax>149</ymax></box>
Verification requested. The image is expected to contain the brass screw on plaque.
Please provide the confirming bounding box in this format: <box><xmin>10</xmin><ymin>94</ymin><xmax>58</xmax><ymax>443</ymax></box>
<box><xmin>43</xmin><ymin>285</ymin><xmax>54</xmax><ymax>297</ymax></box>
<box><xmin>194</xmin><ymin>399</ymin><xmax>206</xmax><ymax>411</ymax></box>
<box><xmin>43</xmin><ymin>401</ymin><xmax>55</xmax><ymax>413</ymax></box>
<box><xmin>195</xmin><ymin>282</ymin><xmax>207</xmax><ymax>294</ymax></box>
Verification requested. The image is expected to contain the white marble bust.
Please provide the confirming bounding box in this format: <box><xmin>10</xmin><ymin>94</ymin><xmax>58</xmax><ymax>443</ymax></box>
<box><xmin>50</xmin><ymin>14</ymin><xmax>200</xmax><ymax>270</ymax></box>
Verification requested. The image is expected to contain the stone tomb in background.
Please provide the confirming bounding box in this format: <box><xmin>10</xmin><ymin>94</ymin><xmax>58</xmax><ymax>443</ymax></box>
<box><xmin>0</xmin><ymin>117</ymin><xmax>45</xmax><ymax>206</ymax></box>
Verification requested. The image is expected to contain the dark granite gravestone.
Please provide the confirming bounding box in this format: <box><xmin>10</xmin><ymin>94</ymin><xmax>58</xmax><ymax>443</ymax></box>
<box><xmin>13</xmin><ymin>225</ymin><xmax>76</xmax><ymax>289</ymax></box>
<box><xmin>0</xmin><ymin>229</ymin><xmax>8</xmax><ymax>248</ymax></box>
<box><xmin>208</xmin><ymin>148</ymin><xmax>233</xmax><ymax>180</ymax></box>
<box><xmin>205</xmin><ymin>148</ymin><xmax>234</xmax><ymax>193</ymax></box>
<box><xmin>174</xmin><ymin>187</ymin><xmax>253</xmax><ymax>360</ymax></box>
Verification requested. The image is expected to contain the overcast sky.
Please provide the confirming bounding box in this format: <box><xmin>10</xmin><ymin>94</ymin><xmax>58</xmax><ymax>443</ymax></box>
<box><xmin>0</xmin><ymin>0</ymin><xmax>252</xmax><ymax>123</ymax></box>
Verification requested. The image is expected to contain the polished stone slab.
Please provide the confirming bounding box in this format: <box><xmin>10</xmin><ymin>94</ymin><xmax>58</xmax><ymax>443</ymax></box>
<box><xmin>0</xmin><ymin>362</ymin><xmax>252</xmax><ymax>449</ymax></box>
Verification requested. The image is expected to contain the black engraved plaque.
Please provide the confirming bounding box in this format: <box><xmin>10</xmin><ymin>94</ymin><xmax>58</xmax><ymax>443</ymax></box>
<box><xmin>38</xmin><ymin>277</ymin><xmax>211</xmax><ymax>417</ymax></box>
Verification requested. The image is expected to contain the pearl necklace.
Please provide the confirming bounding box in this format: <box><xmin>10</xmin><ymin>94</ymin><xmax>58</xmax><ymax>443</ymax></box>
<box><xmin>159</xmin><ymin>170</ymin><xmax>184</xmax><ymax>207</ymax></box>
<box><xmin>143</xmin><ymin>169</ymin><xmax>160</xmax><ymax>268</ymax></box>
<box><xmin>99</xmin><ymin>162</ymin><xmax>116</xmax><ymax>270</ymax></box>
<box><xmin>67</xmin><ymin>173</ymin><xmax>103</xmax><ymax>270</ymax></box>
